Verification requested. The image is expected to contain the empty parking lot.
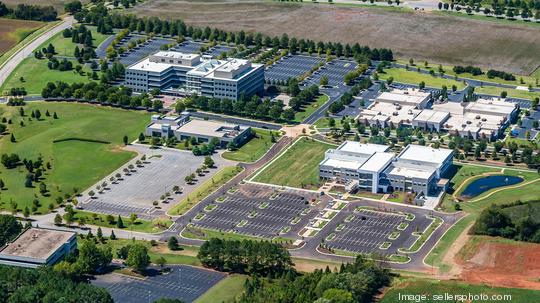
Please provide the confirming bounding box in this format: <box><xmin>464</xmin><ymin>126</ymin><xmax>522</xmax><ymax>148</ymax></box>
<box><xmin>118</xmin><ymin>36</ymin><xmax>175</xmax><ymax>66</ymax></box>
<box><xmin>92</xmin><ymin>265</ymin><xmax>225</xmax><ymax>303</ymax></box>
<box><xmin>80</xmin><ymin>145</ymin><xmax>234</xmax><ymax>219</ymax></box>
<box><xmin>309</xmin><ymin>59</ymin><xmax>357</xmax><ymax>87</ymax></box>
<box><xmin>190</xmin><ymin>184</ymin><xmax>324</xmax><ymax>239</ymax></box>
<box><xmin>265</xmin><ymin>55</ymin><xmax>324</xmax><ymax>83</ymax></box>
<box><xmin>325</xmin><ymin>208</ymin><xmax>432</xmax><ymax>257</ymax></box>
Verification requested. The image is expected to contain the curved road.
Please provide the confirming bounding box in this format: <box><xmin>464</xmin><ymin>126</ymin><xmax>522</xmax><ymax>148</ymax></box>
<box><xmin>0</xmin><ymin>16</ymin><xmax>75</xmax><ymax>88</ymax></box>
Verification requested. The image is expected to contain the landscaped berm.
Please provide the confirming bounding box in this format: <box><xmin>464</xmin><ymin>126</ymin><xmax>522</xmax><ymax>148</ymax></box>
<box><xmin>0</xmin><ymin>102</ymin><xmax>150</xmax><ymax>214</ymax></box>
<box><xmin>253</xmin><ymin>137</ymin><xmax>335</xmax><ymax>189</ymax></box>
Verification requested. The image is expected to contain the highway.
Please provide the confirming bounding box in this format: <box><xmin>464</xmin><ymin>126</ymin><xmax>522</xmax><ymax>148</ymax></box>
<box><xmin>0</xmin><ymin>16</ymin><xmax>74</xmax><ymax>88</ymax></box>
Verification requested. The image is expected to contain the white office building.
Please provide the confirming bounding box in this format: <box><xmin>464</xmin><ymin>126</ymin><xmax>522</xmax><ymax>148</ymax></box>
<box><xmin>320</xmin><ymin>141</ymin><xmax>453</xmax><ymax>197</ymax></box>
<box><xmin>125</xmin><ymin>51</ymin><xmax>264</xmax><ymax>100</ymax></box>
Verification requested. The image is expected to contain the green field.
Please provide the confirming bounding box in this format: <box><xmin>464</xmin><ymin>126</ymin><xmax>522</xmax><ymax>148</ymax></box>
<box><xmin>501</xmin><ymin>200</ymin><xmax>540</xmax><ymax>224</ymax></box>
<box><xmin>95</xmin><ymin>238</ymin><xmax>201</xmax><ymax>266</ymax></box>
<box><xmin>475</xmin><ymin>86</ymin><xmax>540</xmax><ymax>101</ymax></box>
<box><xmin>294</xmin><ymin>94</ymin><xmax>329</xmax><ymax>122</ymax></box>
<box><xmin>222</xmin><ymin>129</ymin><xmax>280</xmax><ymax>162</ymax></box>
<box><xmin>378</xmin><ymin>67</ymin><xmax>466</xmax><ymax>90</ymax></box>
<box><xmin>1</xmin><ymin>27</ymin><xmax>110</xmax><ymax>95</ymax></box>
<box><xmin>195</xmin><ymin>274</ymin><xmax>247</xmax><ymax>303</ymax></box>
<box><xmin>0</xmin><ymin>102</ymin><xmax>150</xmax><ymax>214</ymax></box>
<box><xmin>252</xmin><ymin>137</ymin><xmax>335</xmax><ymax>188</ymax></box>
<box><xmin>381</xmin><ymin>278</ymin><xmax>540</xmax><ymax>303</ymax></box>
<box><xmin>168</xmin><ymin>166</ymin><xmax>243</xmax><ymax>215</ymax></box>
<box><xmin>72</xmin><ymin>210</ymin><xmax>172</xmax><ymax>233</ymax></box>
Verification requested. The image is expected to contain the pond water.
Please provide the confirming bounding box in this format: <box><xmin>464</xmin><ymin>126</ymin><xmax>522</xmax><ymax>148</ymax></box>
<box><xmin>460</xmin><ymin>175</ymin><xmax>523</xmax><ymax>198</ymax></box>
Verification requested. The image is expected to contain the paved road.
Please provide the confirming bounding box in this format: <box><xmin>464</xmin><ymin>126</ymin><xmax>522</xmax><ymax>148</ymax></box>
<box><xmin>0</xmin><ymin>16</ymin><xmax>75</xmax><ymax>88</ymax></box>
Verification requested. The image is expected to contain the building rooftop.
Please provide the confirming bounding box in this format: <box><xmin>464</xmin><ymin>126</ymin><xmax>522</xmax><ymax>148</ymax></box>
<box><xmin>176</xmin><ymin>119</ymin><xmax>247</xmax><ymax>138</ymax></box>
<box><xmin>361</xmin><ymin>152</ymin><xmax>395</xmax><ymax>172</ymax></box>
<box><xmin>376</xmin><ymin>88</ymin><xmax>431</xmax><ymax>107</ymax></box>
<box><xmin>0</xmin><ymin>228</ymin><xmax>76</xmax><ymax>261</ymax></box>
<box><xmin>398</xmin><ymin>144</ymin><xmax>453</xmax><ymax>166</ymax></box>
<box><xmin>387</xmin><ymin>164</ymin><xmax>435</xmax><ymax>179</ymax></box>
<box><xmin>337</xmin><ymin>141</ymin><xmax>389</xmax><ymax>154</ymax></box>
<box><xmin>128</xmin><ymin>58</ymin><xmax>173</xmax><ymax>73</ymax></box>
<box><xmin>413</xmin><ymin>109</ymin><xmax>450</xmax><ymax>124</ymax></box>
<box><xmin>152</xmin><ymin>51</ymin><xmax>200</xmax><ymax>60</ymax></box>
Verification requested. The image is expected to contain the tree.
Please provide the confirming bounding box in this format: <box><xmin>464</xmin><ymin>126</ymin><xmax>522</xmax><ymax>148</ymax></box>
<box><xmin>116</xmin><ymin>215</ymin><xmax>124</xmax><ymax>228</ymax></box>
<box><xmin>110</xmin><ymin>230</ymin><xmax>117</xmax><ymax>240</ymax></box>
<box><xmin>168</xmin><ymin>236</ymin><xmax>180</xmax><ymax>251</ymax></box>
<box><xmin>126</xmin><ymin>244</ymin><xmax>150</xmax><ymax>272</ymax></box>
<box><xmin>0</xmin><ymin>214</ymin><xmax>23</xmax><ymax>246</ymax></box>
<box><xmin>97</xmin><ymin>227</ymin><xmax>103</xmax><ymax>240</ymax></box>
<box><xmin>320</xmin><ymin>75</ymin><xmax>329</xmax><ymax>86</ymax></box>
<box><xmin>54</xmin><ymin>213</ymin><xmax>63</xmax><ymax>225</ymax></box>
<box><xmin>138</xmin><ymin>133</ymin><xmax>145</xmax><ymax>142</ymax></box>
<box><xmin>10</xmin><ymin>133</ymin><xmax>15</xmax><ymax>142</ymax></box>
<box><xmin>156</xmin><ymin>256</ymin><xmax>166</xmax><ymax>268</ymax></box>
<box><xmin>130</xmin><ymin>213</ymin><xmax>138</xmax><ymax>226</ymax></box>
<box><xmin>77</xmin><ymin>240</ymin><xmax>112</xmax><ymax>274</ymax></box>
<box><xmin>123</xmin><ymin>135</ymin><xmax>128</xmax><ymax>145</ymax></box>
<box><xmin>204</xmin><ymin>156</ymin><xmax>215</xmax><ymax>168</ymax></box>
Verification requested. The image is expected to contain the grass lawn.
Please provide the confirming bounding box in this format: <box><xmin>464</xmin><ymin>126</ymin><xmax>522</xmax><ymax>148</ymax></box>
<box><xmin>475</xmin><ymin>86</ymin><xmax>540</xmax><ymax>101</ymax></box>
<box><xmin>378</xmin><ymin>67</ymin><xmax>466</xmax><ymax>90</ymax></box>
<box><xmin>314</xmin><ymin>117</ymin><xmax>343</xmax><ymax>129</ymax></box>
<box><xmin>222</xmin><ymin>128</ymin><xmax>281</xmax><ymax>162</ymax></box>
<box><xmin>381</xmin><ymin>277</ymin><xmax>540</xmax><ymax>303</ymax></box>
<box><xmin>195</xmin><ymin>274</ymin><xmax>247</xmax><ymax>303</ymax></box>
<box><xmin>294</xmin><ymin>94</ymin><xmax>329</xmax><ymax>122</ymax></box>
<box><xmin>1</xmin><ymin>26</ymin><xmax>111</xmax><ymax>95</ymax></box>
<box><xmin>95</xmin><ymin>238</ymin><xmax>201</xmax><ymax>266</ymax></box>
<box><xmin>182</xmin><ymin>226</ymin><xmax>293</xmax><ymax>244</ymax></box>
<box><xmin>252</xmin><ymin>137</ymin><xmax>336</xmax><ymax>189</ymax></box>
<box><xmin>396</xmin><ymin>59</ymin><xmax>540</xmax><ymax>88</ymax></box>
<box><xmin>426</xmin><ymin>163</ymin><xmax>540</xmax><ymax>268</ymax></box>
<box><xmin>1</xmin><ymin>57</ymin><xmax>92</xmax><ymax>95</ymax></box>
<box><xmin>168</xmin><ymin>166</ymin><xmax>243</xmax><ymax>215</ymax></box>
<box><xmin>0</xmin><ymin>102</ymin><xmax>150</xmax><ymax>214</ymax></box>
<box><xmin>72</xmin><ymin>210</ymin><xmax>172</xmax><ymax>233</ymax></box>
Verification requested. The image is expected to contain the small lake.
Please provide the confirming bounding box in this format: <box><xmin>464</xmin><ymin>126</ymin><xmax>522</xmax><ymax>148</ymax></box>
<box><xmin>460</xmin><ymin>175</ymin><xmax>523</xmax><ymax>198</ymax></box>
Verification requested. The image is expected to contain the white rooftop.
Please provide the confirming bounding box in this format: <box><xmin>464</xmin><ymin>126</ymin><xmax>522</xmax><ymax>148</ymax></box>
<box><xmin>387</xmin><ymin>165</ymin><xmax>434</xmax><ymax>179</ymax></box>
<box><xmin>376</xmin><ymin>88</ymin><xmax>431</xmax><ymax>107</ymax></box>
<box><xmin>152</xmin><ymin>51</ymin><xmax>199</xmax><ymax>60</ymax></box>
<box><xmin>337</xmin><ymin>141</ymin><xmax>389</xmax><ymax>154</ymax></box>
<box><xmin>361</xmin><ymin>152</ymin><xmax>395</xmax><ymax>172</ymax></box>
<box><xmin>398</xmin><ymin>145</ymin><xmax>453</xmax><ymax>166</ymax></box>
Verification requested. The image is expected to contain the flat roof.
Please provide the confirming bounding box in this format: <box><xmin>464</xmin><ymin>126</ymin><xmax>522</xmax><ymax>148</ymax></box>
<box><xmin>377</xmin><ymin>88</ymin><xmax>430</xmax><ymax>106</ymax></box>
<box><xmin>387</xmin><ymin>165</ymin><xmax>434</xmax><ymax>179</ymax></box>
<box><xmin>321</xmin><ymin>158</ymin><xmax>362</xmax><ymax>170</ymax></box>
<box><xmin>398</xmin><ymin>145</ymin><xmax>453</xmax><ymax>166</ymax></box>
<box><xmin>414</xmin><ymin>109</ymin><xmax>450</xmax><ymax>124</ymax></box>
<box><xmin>361</xmin><ymin>152</ymin><xmax>395</xmax><ymax>172</ymax></box>
<box><xmin>152</xmin><ymin>51</ymin><xmax>199</xmax><ymax>60</ymax></box>
<box><xmin>337</xmin><ymin>141</ymin><xmax>389</xmax><ymax>154</ymax></box>
<box><xmin>176</xmin><ymin>119</ymin><xmax>247</xmax><ymax>138</ymax></box>
<box><xmin>128</xmin><ymin>58</ymin><xmax>172</xmax><ymax>73</ymax></box>
<box><xmin>0</xmin><ymin>228</ymin><xmax>75</xmax><ymax>261</ymax></box>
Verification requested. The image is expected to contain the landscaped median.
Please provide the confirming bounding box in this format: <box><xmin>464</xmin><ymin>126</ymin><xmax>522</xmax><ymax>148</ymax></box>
<box><xmin>181</xmin><ymin>225</ymin><xmax>293</xmax><ymax>244</ymax></box>
<box><xmin>168</xmin><ymin>166</ymin><xmax>243</xmax><ymax>216</ymax></box>
<box><xmin>71</xmin><ymin>210</ymin><xmax>172</xmax><ymax>233</ymax></box>
<box><xmin>328</xmin><ymin>248</ymin><xmax>411</xmax><ymax>264</ymax></box>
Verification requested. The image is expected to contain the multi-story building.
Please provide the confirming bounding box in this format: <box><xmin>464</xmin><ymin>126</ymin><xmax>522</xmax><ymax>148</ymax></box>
<box><xmin>125</xmin><ymin>51</ymin><xmax>264</xmax><ymax>100</ymax></box>
<box><xmin>319</xmin><ymin>141</ymin><xmax>453</xmax><ymax>197</ymax></box>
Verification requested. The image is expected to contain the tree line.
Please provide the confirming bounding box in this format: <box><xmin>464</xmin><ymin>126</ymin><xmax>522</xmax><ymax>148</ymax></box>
<box><xmin>235</xmin><ymin>255</ymin><xmax>392</xmax><ymax>303</ymax></box>
<box><xmin>471</xmin><ymin>201</ymin><xmax>540</xmax><ymax>243</ymax></box>
<box><xmin>73</xmin><ymin>3</ymin><xmax>393</xmax><ymax>62</ymax></box>
<box><xmin>0</xmin><ymin>2</ymin><xmax>57</xmax><ymax>21</ymax></box>
<box><xmin>197</xmin><ymin>238</ymin><xmax>294</xmax><ymax>277</ymax></box>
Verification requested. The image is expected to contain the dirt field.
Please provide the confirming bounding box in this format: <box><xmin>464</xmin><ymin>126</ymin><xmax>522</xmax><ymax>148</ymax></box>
<box><xmin>127</xmin><ymin>0</ymin><xmax>540</xmax><ymax>74</ymax></box>
<box><xmin>1</xmin><ymin>0</ymin><xmax>89</xmax><ymax>12</ymax></box>
<box><xmin>0</xmin><ymin>18</ymin><xmax>43</xmax><ymax>55</ymax></box>
<box><xmin>457</xmin><ymin>236</ymin><xmax>540</xmax><ymax>290</ymax></box>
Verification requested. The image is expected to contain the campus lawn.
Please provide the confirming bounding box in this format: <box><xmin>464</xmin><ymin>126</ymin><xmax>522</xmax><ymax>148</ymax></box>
<box><xmin>1</xmin><ymin>26</ymin><xmax>111</xmax><ymax>95</ymax></box>
<box><xmin>72</xmin><ymin>210</ymin><xmax>172</xmax><ymax>233</ymax></box>
<box><xmin>222</xmin><ymin>129</ymin><xmax>281</xmax><ymax>162</ymax></box>
<box><xmin>1</xmin><ymin>57</ymin><xmax>92</xmax><ymax>95</ymax></box>
<box><xmin>95</xmin><ymin>238</ymin><xmax>202</xmax><ymax>266</ymax></box>
<box><xmin>195</xmin><ymin>274</ymin><xmax>247</xmax><ymax>303</ymax></box>
<box><xmin>252</xmin><ymin>137</ymin><xmax>336</xmax><ymax>189</ymax></box>
<box><xmin>294</xmin><ymin>94</ymin><xmax>329</xmax><ymax>122</ymax></box>
<box><xmin>378</xmin><ymin>67</ymin><xmax>466</xmax><ymax>90</ymax></box>
<box><xmin>396</xmin><ymin>59</ymin><xmax>540</xmax><ymax>88</ymax></box>
<box><xmin>381</xmin><ymin>277</ymin><xmax>540</xmax><ymax>303</ymax></box>
<box><xmin>0</xmin><ymin>102</ymin><xmax>150</xmax><ymax>214</ymax></box>
<box><xmin>168</xmin><ymin>166</ymin><xmax>244</xmax><ymax>215</ymax></box>
<box><xmin>426</xmin><ymin>163</ymin><xmax>540</xmax><ymax>268</ymax></box>
<box><xmin>475</xmin><ymin>86</ymin><xmax>540</xmax><ymax>101</ymax></box>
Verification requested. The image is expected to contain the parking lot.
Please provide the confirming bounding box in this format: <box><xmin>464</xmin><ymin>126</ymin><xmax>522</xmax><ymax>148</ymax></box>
<box><xmin>191</xmin><ymin>184</ymin><xmax>323</xmax><ymax>238</ymax></box>
<box><xmin>92</xmin><ymin>265</ymin><xmax>226</xmax><ymax>303</ymax></box>
<box><xmin>203</xmin><ymin>45</ymin><xmax>234</xmax><ymax>58</ymax></box>
<box><xmin>309</xmin><ymin>59</ymin><xmax>357</xmax><ymax>87</ymax></box>
<box><xmin>118</xmin><ymin>37</ymin><xmax>175</xmax><ymax>66</ymax></box>
<box><xmin>325</xmin><ymin>208</ymin><xmax>432</xmax><ymax>257</ymax></box>
<box><xmin>171</xmin><ymin>40</ymin><xmax>205</xmax><ymax>54</ymax></box>
<box><xmin>513</xmin><ymin>109</ymin><xmax>539</xmax><ymax>139</ymax></box>
<box><xmin>80</xmin><ymin>145</ymin><xmax>234</xmax><ymax>220</ymax></box>
<box><xmin>265</xmin><ymin>55</ymin><xmax>325</xmax><ymax>83</ymax></box>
